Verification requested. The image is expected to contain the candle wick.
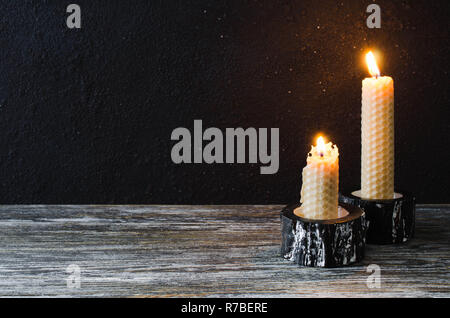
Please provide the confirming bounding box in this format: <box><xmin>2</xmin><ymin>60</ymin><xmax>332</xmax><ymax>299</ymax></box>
<box><xmin>320</xmin><ymin>152</ymin><xmax>324</xmax><ymax>157</ymax></box>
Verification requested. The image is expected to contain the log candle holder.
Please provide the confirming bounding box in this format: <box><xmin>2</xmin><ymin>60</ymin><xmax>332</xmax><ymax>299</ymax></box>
<box><xmin>280</xmin><ymin>202</ymin><xmax>366</xmax><ymax>268</ymax></box>
<box><xmin>339</xmin><ymin>190</ymin><xmax>415</xmax><ymax>244</ymax></box>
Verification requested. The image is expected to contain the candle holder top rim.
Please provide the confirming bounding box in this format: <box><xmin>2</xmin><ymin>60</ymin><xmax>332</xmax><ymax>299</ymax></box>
<box><xmin>281</xmin><ymin>202</ymin><xmax>364</xmax><ymax>225</ymax></box>
<box><xmin>350</xmin><ymin>190</ymin><xmax>412</xmax><ymax>203</ymax></box>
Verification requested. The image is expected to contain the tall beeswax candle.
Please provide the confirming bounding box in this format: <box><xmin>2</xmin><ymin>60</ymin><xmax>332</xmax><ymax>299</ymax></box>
<box><xmin>300</xmin><ymin>136</ymin><xmax>339</xmax><ymax>219</ymax></box>
<box><xmin>361</xmin><ymin>51</ymin><xmax>394</xmax><ymax>199</ymax></box>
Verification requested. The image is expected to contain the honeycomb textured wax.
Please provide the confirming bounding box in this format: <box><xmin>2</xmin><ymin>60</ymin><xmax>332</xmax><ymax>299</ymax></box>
<box><xmin>361</xmin><ymin>76</ymin><xmax>394</xmax><ymax>199</ymax></box>
<box><xmin>300</xmin><ymin>139</ymin><xmax>339</xmax><ymax>220</ymax></box>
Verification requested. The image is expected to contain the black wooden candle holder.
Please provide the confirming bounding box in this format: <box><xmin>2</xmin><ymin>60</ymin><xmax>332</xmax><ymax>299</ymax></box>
<box><xmin>339</xmin><ymin>190</ymin><xmax>415</xmax><ymax>244</ymax></box>
<box><xmin>280</xmin><ymin>202</ymin><xmax>366</xmax><ymax>268</ymax></box>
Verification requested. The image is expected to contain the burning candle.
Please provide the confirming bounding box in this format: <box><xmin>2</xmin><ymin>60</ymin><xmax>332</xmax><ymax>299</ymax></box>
<box><xmin>298</xmin><ymin>136</ymin><xmax>339</xmax><ymax>219</ymax></box>
<box><xmin>361</xmin><ymin>51</ymin><xmax>394</xmax><ymax>199</ymax></box>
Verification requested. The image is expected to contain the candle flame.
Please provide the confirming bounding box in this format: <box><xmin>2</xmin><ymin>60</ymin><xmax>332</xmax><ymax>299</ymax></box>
<box><xmin>365</xmin><ymin>51</ymin><xmax>380</xmax><ymax>77</ymax></box>
<box><xmin>317</xmin><ymin>136</ymin><xmax>325</xmax><ymax>155</ymax></box>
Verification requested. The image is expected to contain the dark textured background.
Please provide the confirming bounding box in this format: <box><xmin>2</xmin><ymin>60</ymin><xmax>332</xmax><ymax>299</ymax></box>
<box><xmin>0</xmin><ymin>1</ymin><xmax>449</xmax><ymax>204</ymax></box>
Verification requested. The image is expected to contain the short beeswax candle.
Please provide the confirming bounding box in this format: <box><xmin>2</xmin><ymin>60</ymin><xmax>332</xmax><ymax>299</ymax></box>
<box><xmin>299</xmin><ymin>136</ymin><xmax>339</xmax><ymax>219</ymax></box>
<box><xmin>361</xmin><ymin>51</ymin><xmax>394</xmax><ymax>199</ymax></box>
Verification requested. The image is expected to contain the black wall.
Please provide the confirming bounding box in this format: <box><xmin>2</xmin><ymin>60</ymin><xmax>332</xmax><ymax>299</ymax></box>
<box><xmin>0</xmin><ymin>1</ymin><xmax>449</xmax><ymax>204</ymax></box>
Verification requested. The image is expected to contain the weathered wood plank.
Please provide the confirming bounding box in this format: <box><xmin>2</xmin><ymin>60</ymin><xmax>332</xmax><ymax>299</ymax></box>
<box><xmin>0</xmin><ymin>205</ymin><xmax>448</xmax><ymax>297</ymax></box>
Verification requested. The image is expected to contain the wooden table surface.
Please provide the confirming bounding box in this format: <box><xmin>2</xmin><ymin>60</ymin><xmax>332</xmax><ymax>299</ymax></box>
<box><xmin>0</xmin><ymin>205</ymin><xmax>448</xmax><ymax>297</ymax></box>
